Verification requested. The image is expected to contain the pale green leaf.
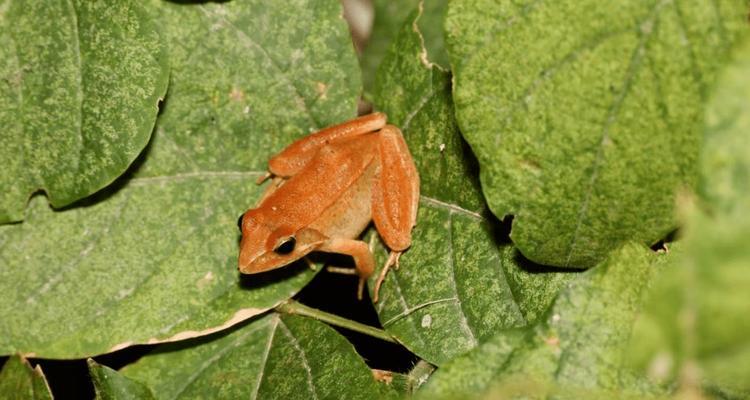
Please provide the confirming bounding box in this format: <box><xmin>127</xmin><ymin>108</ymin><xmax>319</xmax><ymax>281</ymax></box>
<box><xmin>0</xmin><ymin>0</ymin><xmax>360</xmax><ymax>358</ymax></box>
<box><xmin>369</xmin><ymin>8</ymin><xmax>573</xmax><ymax>365</ymax></box>
<box><xmin>122</xmin><ymin>314</ymin><xmax>390</xmax><ymax>400</ymax></box>
<box><xmin>0</xmin><ymin>0</ymin><xmax>169</xmax><ymax>223</ymax></box>
<box><xmin>0</xmin><ymin>355</ymin><xmax>52</xmax><ymax>400</ymax></box>
<box><xmin>418</xmin><ymin>244</ymin><xmax>670</xmax><ymax>399</ymax></box>
<box><xmin>701</xmin><ymin>36</ymin><xmax>750</xmax><ymax>215</ymax></box>
<box><xmin>444</xmin><ymin>0</ymin><xmax>748</xmax><ymax>268</ymax></box>
<box><xmin>88</xmin><ymin>359</ymin><xmax>156</xmax><ymax>400</ymax></box>
<box><xmin>627</xmin><ymin>38</ymin><xmax>750</xmax><ymax>397</ymax></box>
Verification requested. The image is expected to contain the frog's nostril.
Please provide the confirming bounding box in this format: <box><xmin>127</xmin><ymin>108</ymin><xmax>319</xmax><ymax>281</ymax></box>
<box><xmin>237</xmin><ymin>215</ymin><xmax>244</xmax><ymax>231</ymax></box>
<box><xmin>274</xmin><ymin>237</ymin><xmax>296</xmax><ymax>255</ymax></box>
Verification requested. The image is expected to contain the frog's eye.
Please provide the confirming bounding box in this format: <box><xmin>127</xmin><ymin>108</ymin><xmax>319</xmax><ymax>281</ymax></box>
<box><xmin>274</xmin><ymin>237</ymin><xmax>296</xmax><ymax>255</ymax></box>
<box><xmin>237</xmin><ymin>215</ymin><xmax>244</xmax><ymax>231</ymax></box>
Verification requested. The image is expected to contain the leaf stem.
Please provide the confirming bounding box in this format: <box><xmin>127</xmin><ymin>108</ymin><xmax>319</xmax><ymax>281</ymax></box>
<box><xmin>275</xmin><ymin>300</ymin><xmax>399</xmax><ymax>344</ymax></box>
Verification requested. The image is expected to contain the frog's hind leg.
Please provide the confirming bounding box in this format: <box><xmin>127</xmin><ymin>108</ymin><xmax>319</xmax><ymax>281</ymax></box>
<box><xmin>317</xmin><ymin>238</ymin><xmax>375</xmax><ymax>300</ymax></box>
<box><xmin>268</xmin><ymin>113</ymin><xmax>387</xmax><ymax>178</ymax></box>
<box><xmin>371</xmin><ymin>125</ymin><xmax>420</xmax><ymax>302</ymax></box>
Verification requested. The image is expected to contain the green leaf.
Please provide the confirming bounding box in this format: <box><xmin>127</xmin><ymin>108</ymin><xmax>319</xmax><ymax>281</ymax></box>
<box><xmin>360</xmin><ymin>0</ymin><xmax>449</xmax><ymax>98</ymax></box>
<box><xmin>369</xmin><ymin>8</ymin><xmax>573</xmax><ymax>365</ymax></box>
<box><xmin>88</xmin><ymin>359</ymin><xmax>155</xmax><ymax>400</ymax></box>
<box><xmin>701</xmin><ymin>36</ymin><xmax>750</xmax><ymax>215</ymax></box>
<box><xmin>444</xmin><ymin>0</ymin><xmax>749</xmax><ymax>268</ymax></box>
<box><xmin>418</xmin><ymin>244</ymin><xmax>670</xmax><ymax>399</ymax></box>
<box><xmin>122</xmin><ymin>314</ymin><xmax>390</xmax><ymax>400</ymax></box>
<box><xmin>0</xmin><ymin>0</ymin><xmax>360</xmax><ymax>358</ymax></box>
<box><xmin>627</xmin><ymin>38</ymin><xmax>750</xmax><ymax>397</ymax></box>
<box><xmin>0</xmin><ymin>355</ymin><xmax>52</xmax><ymax>400</ymax></box>
<box><xmin>0</xmin><ymin>0</ymin><xmax>169</xmax><ymax>223</ymax></box>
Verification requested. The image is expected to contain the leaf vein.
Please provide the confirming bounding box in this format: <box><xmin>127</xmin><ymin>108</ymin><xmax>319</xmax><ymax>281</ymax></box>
<box><xmin>382</xmin><ymin>297</ymin><xmax>458</xmax><ymax>327</ymax></box>
<box><xmin>420</xmin><ymin>195</ymin><xmax>483</xmax><ymax>220</ymax></box>
<box><xmin>170</xmin><ymin>318</ymin><xmax>272</xmax><ymax>400</ymax></box>
<box><xmin>565</xmin><ymin>0</ymin><xmax>666</xmax><ymax>266</ymax></box>
<box><xmin>278</xmin><ymin>318</ymin><xmax>319</xmax><ymax>400</ymax></box>
<box><xmin>250</xmin><ymin>316</ymin><xmax>279</xmax><ymax>400</ymax></box>
<box><xmin>69</xmin><ymin>0</ymin><xmax>84</xmax><ymax>176</ymax></box>
<box><xmin>387</xmin><ymin>268</ymin><xmax>428</xmax><ymax>347</ymax></box>
<box><xmin>447</xmin><ymin>212</ymin><xmax>479</xmax><ymax>346</ymax></box>
<box><xmin>23</xmin><ymin>192</ymin><xmax>131</xmax><ymax>304</ymax></box>
<box><xmin>130</xmin><ymin>171</ymin><xmax>265</xmax><ymax>186</ymax></box>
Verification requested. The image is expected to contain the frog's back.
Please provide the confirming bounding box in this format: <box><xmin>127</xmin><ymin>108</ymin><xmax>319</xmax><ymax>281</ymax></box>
<box><xmin>257</xmin><ymin>134</ymin><xmax>379</xmax><ymax>235</ymax></box>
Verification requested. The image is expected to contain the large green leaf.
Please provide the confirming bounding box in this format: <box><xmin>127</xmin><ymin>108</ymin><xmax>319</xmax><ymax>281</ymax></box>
<box><xmin>0</xmin><ymin>0</ymin><xmax>360</xmax><ymax>358</ymax></box>
<box><xmin>0</xmin><ymin>355</ymin><xmax>52</xmax><ymax>400</ymax></box>
<box><xmin>122</xmin><ymin>314</ymin><xmax>390</xmax><ymax>400</ymax></box>
<box><xmin>88</xmin><ymin>359</ymin><xmax>156</xmax><ymax>400</ymax></box>
<box><xmin>0</xmin><ymin>0</ymin><xmax>169</xmax><ymax>223</ymax></box>
<box><xmin>369</xmin><ymin>8</ymin><xmax>573</xmax><ymax>365</ymax></box>
<box><xmin>627</xmin><ymin>38</ymin><xmax>750</xmax><ymax>398</ymax></box>
<box><xmin>444</xmin><ymin>0</ymin><xmax>748</xmax><ymax>268</ymax></box>
<box><xmin>418</xmin><ymin>244</ymin><xmax>670</xmax><ymax>399</ymax></box>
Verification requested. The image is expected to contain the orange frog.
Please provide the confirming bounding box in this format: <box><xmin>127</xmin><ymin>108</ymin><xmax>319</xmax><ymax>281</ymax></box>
<box><xmin>237</xmin><ymin>113</ymin><xmax>419</xmax><ymax>301</ymax></box>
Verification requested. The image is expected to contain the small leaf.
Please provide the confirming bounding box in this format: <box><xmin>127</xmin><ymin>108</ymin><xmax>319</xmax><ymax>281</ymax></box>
<box><xmin>370</xmin><ymin>8</ymin><xmax>573</xmax><ymax>365</ymax></box>
<box><xmin>88</xmin><ymin>359</ymin><xmax>155</xmax><ymax>400</ymax></box>
<box><xmin>122</xmin><ymin>314</ymin><xmax>390</xmax><ymax>400</ymax></box>
<box><xmin>0</xmin><ymin>0</ymin><xmax>169</xmax><ymax>223</ymax></box>
<box><xmin>0</xmin><ymin>0</ymin><xmax>360</xmax><ymax>358</ymax></box>
<box><xmin>418</xmin><ymin>244</ymin><xmax>670</xmax><ymax>399</ymax></box>
<box><xmin>444</xmin><ymin>0</ymin><xmax>749</xmax><ymax>268</ymax></box>
<box><xmin>0</xmin><ymin>355</ymin><xmax>53</xmax><ymax>400</ymax></box>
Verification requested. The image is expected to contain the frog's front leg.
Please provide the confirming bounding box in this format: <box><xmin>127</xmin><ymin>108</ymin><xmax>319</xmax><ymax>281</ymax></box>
<box><xmin>371</xmin><ymin>125</ymin><xmax>420</xmax><ymax>302</ymax></box>
<box><xmin>317</xmin><ymin>238</ymin><xmax>375</xmax><ymax>300</ymax></box>
<box><xmin>265</xmin><ymin>113</ymin><xmax>387</xmax><ymax>180</ymax></box>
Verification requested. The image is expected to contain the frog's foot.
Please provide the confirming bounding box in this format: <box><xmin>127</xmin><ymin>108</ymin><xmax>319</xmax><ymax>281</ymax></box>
<box><xmin>373</xmin><ymin>251</ymin><xmax>401</xmax><ymax>303</ymax></box>
<box><xmin>325</xmin><ymin>266</ymin><xmax>367</xmax><ymax>300</ymax></box>
<box><xmin>303</xmin><ymin>257</ymin><xmax>317</xmax><ymax>271</ymax></box>
<box><xmin>316</xmin><ymin>238</ymin><xmax>375</xmax><ymax>301</ymax></box>
<box><xmin>256</xmin><ymin>171</ymin><xmax>272</xmax><ymax>185</ymax></box>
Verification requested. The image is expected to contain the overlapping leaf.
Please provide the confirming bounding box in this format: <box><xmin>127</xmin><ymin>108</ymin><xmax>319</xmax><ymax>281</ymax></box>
<box><xmin>445</xmin><ymin>0</ymin><xmax>749</xmax><ymax>268</ymax></box>
<box><xmin>360</xmin><ymin>0</ymin><xmax>448</xmax><ymax>96</ymax></box>
<box><xmin>418</xmin><ymin>244</ymin><xmax>670</xmax><ymax>399</ymax></box>
<box><xmin>369</xmin><ymin>8</ymin><xmax>573</xmax><ymax>365</ymax></box>
<box><xmin>88</xmin><ymin>359</ymin><xmax>156</xmax><ymax>400</ymax></box>
<box><xmin>0</xmin><ymin>0</ymin><xmax>169</xmax><ymax>223</ymax></box>
<box><xmin>627</xmin><ymin>38</ymin><xmax>750</xmax><ymax>398</ymax></box>
<box><xmin>0</xmin><ymin>0</ymin><xmax>360</xmax><ymax>358</ymax></box>
<box><xmin>122</xmin><ymin>314</ymin><xmax>390</xmax><ymax>400</ymax></box>
<box><xmin>0</xmin><ymin>355</ymin><xmax>52</xmax><ymax>400</ymax></box>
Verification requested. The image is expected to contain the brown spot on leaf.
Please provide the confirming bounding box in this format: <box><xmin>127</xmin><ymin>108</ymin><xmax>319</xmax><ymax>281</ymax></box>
<box><xmin>316</xmin><ymin>82</ymin><xmax>328</xmax><ymax>100</ymax></box>
<box><xmin>229</xmin><ymin>87</ymin><xmax>245</xmax><ymax>102</ymax></box>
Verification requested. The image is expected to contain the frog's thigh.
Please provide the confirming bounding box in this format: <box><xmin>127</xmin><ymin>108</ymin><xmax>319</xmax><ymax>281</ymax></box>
<box><xmin>269</xmin><ymin>113</ymin><xmax>387</xmax><ymax>177</ymax></box>
<box><xmin>371</xmin><ymin>125</ymin><xmax>420</xmax><ymax>251</ymax></box>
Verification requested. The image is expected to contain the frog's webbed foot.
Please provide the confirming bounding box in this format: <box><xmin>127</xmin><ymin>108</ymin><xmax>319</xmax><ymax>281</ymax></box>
<box><xmin>373</xmin><ymin>251</ymin><xmax>401</xmax><ymax>303</ymax></box>
<box><xmin>316</xmin><ymin>238</ymin><xmax>375</xmax><ymax>301</ymax></box>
